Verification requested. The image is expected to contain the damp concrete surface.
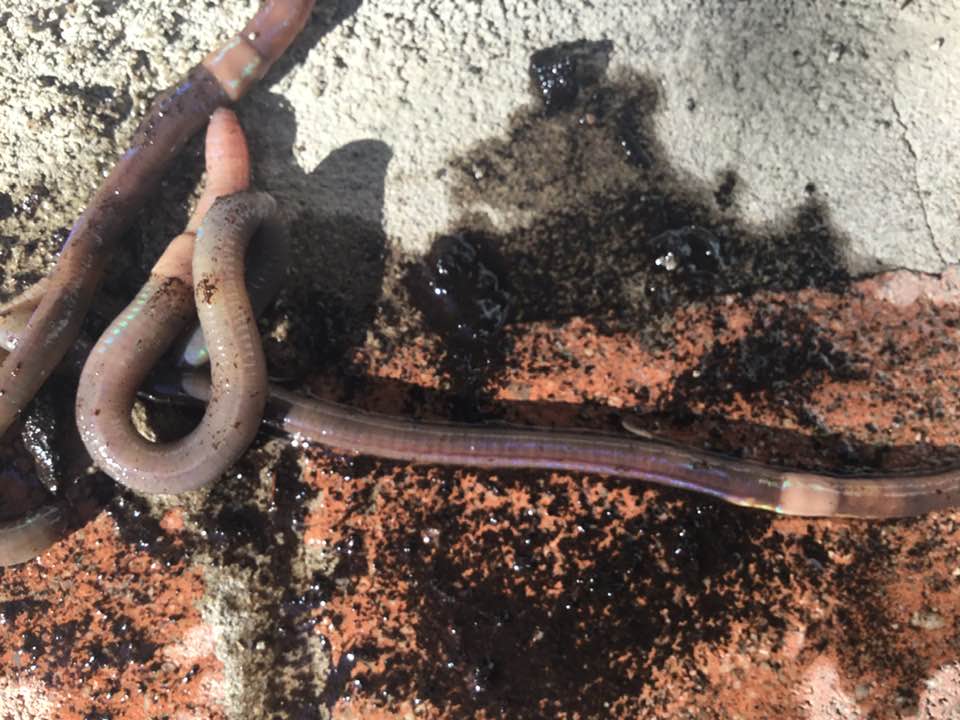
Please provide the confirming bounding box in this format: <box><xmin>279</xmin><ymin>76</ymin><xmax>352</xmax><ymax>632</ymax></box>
<box><xmin>1</xmin><ymin>1</ymin><xmax>960</xmax><ymax>719</ymax></box>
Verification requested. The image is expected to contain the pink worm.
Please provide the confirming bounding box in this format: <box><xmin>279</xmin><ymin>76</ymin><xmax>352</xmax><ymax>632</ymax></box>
<box><xmin>1</xmin><ymin>104</ymin><xmax>260</xmax><ymax>563</ymax></box>
<box><xmin>73</xmin><ymin>107</ymin><xmax>269</xmax><ymax>495</ymax></box>
<box><xmin>0</xmin><ymin>1</ymin><xmax>314</xmax><ymax>566</ymax></box>
<box><xmin>8</xmin><ymin>0</ymin><xmax>960</xmax><ymax>567</ymax></box>
<box><xmin>0</xmin><ymin>1</ymin><xmax>315</xmax><ymax>437</ymax></box>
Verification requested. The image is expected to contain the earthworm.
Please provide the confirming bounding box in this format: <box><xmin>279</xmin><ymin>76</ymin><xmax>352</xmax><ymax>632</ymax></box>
<box><xmin>162</xmin><ymin>378</ymin><xmax>957</xmax><ymax>519</ymax></box>
<box><xmin>9</xmin><ymin>252</ymin><xmax>960</xmax><ymax>518</ymax></box>
<box><xmin>0</xmin><ymin>300</ymin><xmax>71</xmax><ymax>564</ymax></box>
<box><xmin>0</xmin><ymin>0</ymin><xmax>315</xmax><ymax>436</ymax></box>
<box><xmin>3</xmin><ymin>0</ymin><xmax>959</xmax><ymax>562</ymax></box>
<box><xmin>0</xmin><ymin>107</ymin><xmax>256</xmax><ymax>563</ymax></box>
<box><xmin>0</xmin><ymin>435</ymin><xmax>111</xmax><ymax>567</ymax></box>
<box><xmin>75</xmin><ymin>192</ymin><xmax>275</xmax><ymax>493</ymax></box>
<box><xmin>178</xmin><ymin>224</ymin><xmax>289</xmax><ymax>367</ymax></box>
<box><xmin>75</xmin><ymin>104</ymin><xmax>276</xmax><ymax>493</ymax></box>
<box><xmin>177</xmin><ymin>106</ymin><xmax>290</xmax><ymax>367</ymax></box>
<box><xmin>16</xmin><ymin>170</ymin><xmax>960</xmax><ymax>519</ymax></box>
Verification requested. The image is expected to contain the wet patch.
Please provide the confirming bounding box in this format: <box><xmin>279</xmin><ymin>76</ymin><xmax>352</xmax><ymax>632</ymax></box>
<box><xmin>529</xmin><ymin>39</ymin><xmax>614</xmax><ymax>115</ymax></box>
<box><xmin>404</xmin><ymin>230</ymin><xmax>515</xmax><ymax>420</ymax></box>
<box><xmin>444</xmin><ymin>64</ymin><xmax>850</xmax><ymax>335</ymax></box>
<box><xmin>309</xmin><ymin>465</ymin><xmax>790</xmax><ymax>716</ymax></box>
<box><xmin>0</xmin><ymin>507</ymin><xmax>218</xmax><ymax>717</ymax></box>
<box><xmin>0</xmin><ymin>191</ymin><xmax>13</xmax><ymax>221</ymax></box>
<box><xmin>316</xmin><ymin>39</ymin><xmax>960</xmax><ymax>716</ymax></box>
<box><xmin>667</xmin><ymin>303</ymin><xmax>868</xmax><ymax>427</ymax></box>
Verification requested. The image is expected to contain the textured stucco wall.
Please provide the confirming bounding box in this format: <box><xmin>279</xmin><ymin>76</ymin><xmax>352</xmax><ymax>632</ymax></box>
<box><xmin>0</xmin><ymin>0</ymin><xmax>958</xmax><ymax>285</ymax></box>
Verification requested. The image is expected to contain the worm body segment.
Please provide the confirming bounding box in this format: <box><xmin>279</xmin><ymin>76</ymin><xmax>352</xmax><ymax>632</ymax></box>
<box><xmin>0</xmin><ymin>504</ymin><xmax>67</xmax><ymax>568</ymax></box>
<box><xmin>162</xmin><ymin>370</ymin><xmax>960</xmax><ymax>521</ymax></box>
<box><xmin>0</xmin><ymin>1</ymin><xmax>315</xmax><ymax>437</ymax></box>
<box><xmin>76</xmin><ymin>193</ymin><xmax>275</xmax><ymax>494</ymax></box>
<box><xmin>257</xmin><ymin>388</ymin><xmax>960</xmax><ymax>519</ymax></box>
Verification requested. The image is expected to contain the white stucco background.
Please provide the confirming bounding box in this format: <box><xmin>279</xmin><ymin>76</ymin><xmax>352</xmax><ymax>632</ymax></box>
<box><xmin>0</xmin><ymin>0</ymin><xmax>957</xmax><ymax>282</ymax></box>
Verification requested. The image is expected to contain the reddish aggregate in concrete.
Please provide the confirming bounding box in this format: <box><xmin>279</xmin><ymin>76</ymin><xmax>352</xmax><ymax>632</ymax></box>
<box><xmin>0</xmin><ymin>512</ymin><xmax>224</xmax><ymax>718</ymax></box>
<box><xmin>304</xmin><ymin>272</ymin><xmax>960</xmax><ymax>719</ymax></box>
<box><xmin>3</xmin><ymin>268</ymin><xmax>960</xmax><ymax>718</ymax></box>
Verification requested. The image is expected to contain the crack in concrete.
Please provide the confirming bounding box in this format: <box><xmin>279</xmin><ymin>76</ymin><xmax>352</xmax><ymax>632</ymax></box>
<box><xmin>891</xmin><ymin>97</ymin><xmax>946</xmax><ymax>266</ymax></box>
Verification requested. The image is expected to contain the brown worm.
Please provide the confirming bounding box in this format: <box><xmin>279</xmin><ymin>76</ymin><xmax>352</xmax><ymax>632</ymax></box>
<box><xmin>75</xmin><ymin>192</ymin><xmax>275</xmax><ymax>494</ymax></box>
<box><xmin>156</xmin><ymin>380</ymin><xmax>957</xmax><ymax>520</ymax></box>
<box><xmin>0</xmin><ymin>1</ymin><xmax>314</xmax><ymax>566</ymax></box>
<box><xmin>85</xmin><ymin>145</ymin><xmax>957</xmax><ymax>520</ymax></box>
<box><xmin>178</xmin><ymin>108</ymin><xmax>290</xmax><ymax>368</ymax></box>
<box><xmin>1</xmin><ymin>104</ymin><xmax>258</xmax><ymax>562</ymax></box>
<box><xmin>42</xmin><ymin>274</ymin><xmax>960</xmax><ymax>521</ymax></box>
<box><xmin>4</xmin><ymin>0</ymin><xmax>960</xmax><ymax>569</ymax></box>
<box><xmin>74</xmin><ymin>104</ymin><xmax>271</xmax><ymax>494</ymax></box>
<box><xmin>9</xmin><ymin>199</ymin><xmax>960</xmax><ymax>564</ymax></box>
<box><xmin>0</xmin><ymin>0</ymin><xmax>315</xmax><ymax>437</ymax></box>
<box><xmin>0</xmin><ymin>455</ymin><xmax>106</xmax><ymax>568</ymax></box>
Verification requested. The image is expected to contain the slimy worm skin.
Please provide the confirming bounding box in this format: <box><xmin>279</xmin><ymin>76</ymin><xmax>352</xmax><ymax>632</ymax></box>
<box><xmin>242</xmin><ymin>386</ymin><xmax>960</xmax><ymax>520</ymax></box>
<box><xmin>0</xmin><ymin>68</ymin><xmax>226</xmax><ymax>438</ymax></box>
<box><xmin>74</xmin><ymin>108</ymin><xmax>270</xmax><ymax>495</ymax></box>
<box><xmin>4</xmin><ymin>0</ymin><xmax>960</xmax><ymax>564</ymax></box>
<box><xmin>0</xmin><ymin>1</ymin><xmax>316</xmax><ymax>438</ymax></box>
<box><xmin>0</xmin><ymin>108</ymin><xmax>254</xmax><ymax>564</ymax></box>
<box><xmin>0</xmin><ymin>504</ymin><xmax>67</xmax><ymax>568</ymax></box>
<box><xmin>12</xmin><ymin>160</ymin><xmax>960</xmax><ymax>524</ymax></box>
<box><xmin>204</xmin><ymin>0</ymin><xmax>316</xmax><ymax>100</ymax></box>
<box><xmin>164</xmin><ymin>358</ymin><xmax>960</xmax><ymax>520</ymax></box>
<box><xmin>75</xmin><ymin>192</ymin><xmax>276</xmax><ymax>494</ymax></box>
<box><xmin>10</xmin><ymin>246</ymin><xmax>960</xmax><ymax>542</ymax></box>
<box><xmin>0</xmin><ymin>467</ymin><xmax>109</xmax><ymax>567</ymax></box>
<box><xmin>179</xmin><ymin>211</ymin><xmax>290</xmax><ymax>368</ymax></box>
<box><xmin>178</xmin><ymin>106</ymin><xmax>290</xmax><ymax>367</ymax></box>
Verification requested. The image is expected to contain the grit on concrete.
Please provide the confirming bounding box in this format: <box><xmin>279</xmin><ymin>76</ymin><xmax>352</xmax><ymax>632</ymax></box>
<box><xmin>1</xmin><ymin>1</ymin><xmax>960</xmax><ymax>719</ymax></box>
<box><xmin>0</xmin><ymin>1</ymin><xmax>958</xmax><ymax>278</ymax></box>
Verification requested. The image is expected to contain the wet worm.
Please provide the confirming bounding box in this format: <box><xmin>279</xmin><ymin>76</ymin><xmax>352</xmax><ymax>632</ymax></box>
<box><xmin>3</xmin><ymin>2</ymin><xmax>959</xmax><ymax>565</ymax></box>
<box><xmin>73</xmin><ymin>105</ymin><xmax>276</xmax><ymax>494</ymax></box>
<box><xmin>0</xmin><ymin>106</ymin><xmax>255</xmax><ymax>563</ymax></box>
<box><xmin>158</xmin><ymin>378</ymin><xmax>957</xmax><ymax>520</ymax></box>
<box><xmin>73</xmin><ymin>108</ymin><xmax>271</xmax><ymax>494</ymax></box>
<box><xmin>17</xmin><ymin>169</ymin><xmax>960</xmax><ymax>520</ymax></box>
<box><xmin>75</xmin><ymin>192</ymin><xmax>274</xmax><ymax>494</ymax></box>
<box><xmin>0</xmin><ymin>0</ymin><xmax>315</xmax><ymax>437</ymax></box>
<box><xmin>0</xmin><ymin>461</ymin><xmax>105</xmax><ymax>568</ymax></box>
<box><xmin>11</xmin><ymin>192</ymin><xmax>960</xmax><ymax>523</ymax></box>
<box><xmin>176</xmin><ymin>105</ymin><xmax>290</xmax><ymax>367</ymax></box>
<box><xmin>140</xmin><ymin>157</ymin><xmax>960</xmax><ymax>520</ymax></box>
